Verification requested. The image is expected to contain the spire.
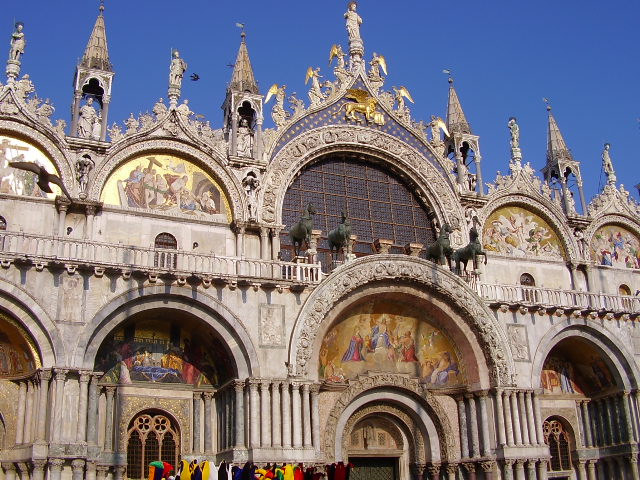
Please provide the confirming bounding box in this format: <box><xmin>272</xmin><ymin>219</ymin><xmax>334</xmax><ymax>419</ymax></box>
<box><xmin>229</xmin><ymin>32</ymin><xmax>258</xmax><ymax>94</ymax></box>
<box><xmin>446</xmin><ymin>77</ymin><xmax>471</xmax><ymax>134</ymax></box>
<box><xmin>546</xmin><ymin>105</ymin><xmax>573</xmax><ymax>164</ymax></box>
<box><xmin>80</xmin><ymin>2</ymin><xmax>112</xmax><ymax>72</ymax></box>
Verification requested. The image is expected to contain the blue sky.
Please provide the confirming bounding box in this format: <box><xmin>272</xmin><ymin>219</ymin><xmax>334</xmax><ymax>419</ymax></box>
<box><xmin>5</xmin><ymin>1</ymin><xmax>639</xmax><ymax>204</ymax></box>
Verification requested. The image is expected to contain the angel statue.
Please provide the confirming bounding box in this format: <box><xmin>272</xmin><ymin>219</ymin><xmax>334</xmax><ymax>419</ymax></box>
<box><xmin>305</xmin><ymin>67</ymin><xmax>325</xmax><ymax>106</ymax></box>
<box><xmin>265</xmin><ymin>84</ymin><xmax>289</xmax><ymax>128</ymax></box>
<box><xmin>369</xmin><ymin>52</ymin><xmax>387</xmax><ymax>78</ymax></box>
<box><xmin>344</xmin><ymin>2</ymin><xmax>362</xmax><ymax>43</ymax></box>
<box><xmin>329</xmin><ymin>44</ymin><xmax>346</xmax><ymax>70</ymax></box>
<box><xmin>392</xmin><ymin>86</ymin><xmax>414</xmax><ymax>111</ymax></box>
<box><xmin>429</xmin><ymin>115</ymin><xmax>449</xmax><ymax>143</ymax></box>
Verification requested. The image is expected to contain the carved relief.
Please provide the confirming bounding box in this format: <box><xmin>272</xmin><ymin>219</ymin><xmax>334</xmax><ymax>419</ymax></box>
<box><xmin>506</xmin><ymin>324</ymin><xmax>530</xmax><ymax>362</ymax></box>
<box><xmin>259</xmin><ymin>304</ymin><xmax>285</xmax><ymax>348</ymax></box>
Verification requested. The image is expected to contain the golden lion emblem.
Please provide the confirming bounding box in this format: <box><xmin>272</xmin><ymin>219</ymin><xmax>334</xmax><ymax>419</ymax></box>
<box><xmin>337</xmin><ymin>89</ymin><xmax>385</xmax><ymax>126</ymax></box>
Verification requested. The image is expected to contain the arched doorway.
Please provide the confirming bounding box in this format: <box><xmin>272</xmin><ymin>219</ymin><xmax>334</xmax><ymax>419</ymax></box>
<box><xmin>126</xmin><ymin>410</ymin><xmax>180</xmax><ymax>480</ymax></box>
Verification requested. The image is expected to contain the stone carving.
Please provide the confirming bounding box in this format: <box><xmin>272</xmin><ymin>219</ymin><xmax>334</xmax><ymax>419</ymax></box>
<box><xmin>288</xmin><ymin>93</ymin><xmax>306</xmax><ymax>119</ymax></box>
<box><xmin>306</xmin><ymin>67</ymin><xmax>326</xmax><ymax>106</ymax></box>
<box><xmin>573</xmin><ymin>228</ymin><xmax>586</xmax><ymax>259</ymax></box>
<box><xmin>236</xmin><ymin>118</ymin><xmax>253</xmax><ymax>157</ymax></box>
<box><xmin>588</xmin><ymin>183</ymin><xmax>640</xmax><ymax>218</ymax></box>
<box><xmin>507</xmin><ymin>324</ymin><xmax>530</xmax><ymax>362</ymax></box>
<box><xmin>344</xmin><ymin>2</ymin><xmax>362</xmax><ymax>44</ymax></box>
<box><xmin>76</xmin><ymin>154</ymin><xmax>94</xmax><ymax>196</ymax></box>
<box><xmin>176</xmin><ymin>100</ymin><xmax>193</xmax><ymax>119</ymax></box>
<box><xmin>508</xmin><ymin>117</ymin><xmax>520</xmax><ymax>149</ymax></box>
<box><xmin>108</xmin><ymin>123</ymin><xmax>123</xmax><ymax>142</ymax></box>
<box><xmin>77</xmin><ymin>98</ymin><xmax>98</xmax><ymax>138</ymax></box>
<box><xmin>290</xmin><ymin>256</ymin><xmax>512</xmax><ymax>385</ymax></box>
<box><xmin>54</xmin><ymin>119</ymin><xmax>66</xmax><ymax>138</ymax></box>
<box><xmin>124</xmin><ymin>113</ymin><xmax>139</xmax><ymax>134</ymax></box>
<box><xmin>14</xmin><ymin>74</ymin><xmax>34</xmax><ymax>101</ymax></box>
<box><xmin>602</xmin><ymin>143</ymin><xmax>616</xmax><ymax>185</ymax></box>
<box><xmin>9</xmin><ymin>22</ymin><xmax>25</xmax><ymax>62</ymax></box>
<box><xmin>258</xmin><ymin>304</ymin><xmax>285</xmax><ymax>348</ymax></box>
<box><xmin>242</xmin><ymin>171</ymin><xmax>260</xmax><ymax>221</ymax></box>
<box><xmin>153</xmin><ymin>98</ymin><xmax>168</xmax><ymax>118</ymax></box>
<box><xmin>265</xmin><ymin>84</ymin><xmax>289</xmax><ymax>128</ymax></box>
<box><xmin>169</xmin><ymin>50</ymin><xmax>187</xmax><ymax>88</ymax></box>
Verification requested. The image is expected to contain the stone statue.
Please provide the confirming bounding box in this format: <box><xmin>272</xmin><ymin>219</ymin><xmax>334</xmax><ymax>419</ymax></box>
<box><xmin>91</xmin><ymin>114</ymin><xmax>102</xmax><ymax>140</ymax></box>
<box><xmin>9</xmin><ymin>22</ymin><xmax>25</xmax><ymax>62</ymax></box>
<box><xmin>242</xmin><ymin>172</ymin><xmax>260</xmax><ymax>220</ymax></box>
<box><xmin>124</xmin><ymin>113</ymin><xmax>139</xmax><ymax>134</ymax></box>
<box><xmin>77</xmin><ymin>97</ymin><xmax>98</xmax><ymax>138</ymax></box>
<box><xmin>236</xmin><ymin>118</ymin><xmax>253</xmax><ymax>157</ymax></box>
<box><xmin>153</xmin><ymin>98</ymin><xmax>168</xmax><ymax>117</ymax></box>
<box><xmin>289</xmin><ymin>93</ymin><xmax>305</xmax><ymax>117</ymax></box>
<box><xmin>54</xmin><ymin>119</ymin><xmax>66</xmax><ymax>138</ymax></box>
<box><xmin>508</xmin><ymin>117</ymin><xmax>520</xmax><ymax>149</ymax></box>
<box><xmin>76</xmin><ymin>155</ymin><xmax>94</xmax><ymax>195</ymax></box>
<box><xmin>602</xmin><ymin>143</ymin><xmax>616</xmax><ymax>184</ymax></box>
<box><xmin>344</xmin><ymin>2</ymin><xmax>362</xmax><ymax>43</ymax></box>
<box><xmin>14</xmin><ymin>74</ymin><xmax>34</xmax><ymax>100</ymax></box>
<box><xmin>574</xmin><ymin>228</ymin><xmax>586</xmax><ymax>258</ymax></box>
<box><xmin>306</xmin><ymin>67</ymin><xmax>325</xmax><ymax>106</ymax></box>
<box><xmin>369</xmin><ymin>52</ymin><xmax>386</xmax><ymax>78</ymax></box>
<box><xmin>169</xmin><ymin>50</ymin><xmax>187</xmax><ymax>88</ymax></box>
<box><xmin>176</xmin><ymin>99</ymin><xmax>193</xmax><ymax>118</ymax></box>
<box><xmin>268</xmin><ymin>84</ymin><xmax>289</xmax><ymax>127</ymax></box>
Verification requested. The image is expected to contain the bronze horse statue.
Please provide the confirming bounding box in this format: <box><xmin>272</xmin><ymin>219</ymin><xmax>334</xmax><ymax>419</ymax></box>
<box><xmin>426</xmin><ymin>223</ymin><xmax>453</xmax><ymax>268</ymax></box>
<box><xmin>453</xmin><ymin>226</ymin><xmax>487</xmax><ymax>273</ymax></box>
<box><xmin>328</xmin><ymin>211</ymin><xmax>351</xmax><ymax>256</ymax></box>
<box><xmin>289</xmin><ymin>203</ymin><xmax>316</xmax><ymax>256</ymax></box>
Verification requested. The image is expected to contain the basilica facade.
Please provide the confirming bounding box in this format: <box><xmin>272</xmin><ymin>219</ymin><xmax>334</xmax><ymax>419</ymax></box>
<box><xmin>0</xmin><ymin>3</ymin><xmax>639</xmax><ymax>480</ymax></box>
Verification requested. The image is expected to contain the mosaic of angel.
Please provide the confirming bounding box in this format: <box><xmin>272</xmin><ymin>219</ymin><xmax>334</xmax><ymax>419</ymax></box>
<box><xmin>319</xmin><ymin>299</ymin><xmax>464</xmax><ymax>387</ymax></box>
<box><xmin>590</xmin><ymin>225</ymin><xmax>640</xmax><ymax>269</ymax></box>
<box><xmin>101</xmin><ymin>154</ymin><xmax>230</xmax><ymax>221</ymax></box>
<box><xmin>0</xmin><ymin>136</ymin><xmax>63</xmax><ymax>199</ymax></box>
<box><xmin>483</xmin><ymin>206</ymin><xmax>563</xmax><ymax>259</ymax></box>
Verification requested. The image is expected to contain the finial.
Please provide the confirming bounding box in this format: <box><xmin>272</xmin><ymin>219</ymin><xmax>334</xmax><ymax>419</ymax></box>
<box><xmin>442</xmin><ymin>69</ymin><xmax>453</xmax><ymax>84</ymax></box>
<box><xmin>99</xmin><ymin>0</ymin><xmax>105</xmax><ymax>13</ymax></box>
<box><xmin>236</xmin><ymin>22</ymin><xmax>246</xmax><ymax>40</ymax></box>
<box><xmin>543</xmin><ymin>97</ymin><xmax>551</xmax><ymax>111</ymax></box>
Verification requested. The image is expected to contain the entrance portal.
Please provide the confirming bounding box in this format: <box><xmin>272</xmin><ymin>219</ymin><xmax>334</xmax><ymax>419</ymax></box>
<box><xmin>349</xmin><ymin>457</ymin><xmax>398</xmax><ymax>480</ymax></box>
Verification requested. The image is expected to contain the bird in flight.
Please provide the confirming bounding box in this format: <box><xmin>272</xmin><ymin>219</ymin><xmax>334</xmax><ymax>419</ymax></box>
<box><xmin>9</xmin><ymin>162</ymin><xmax>71</xmax><ymax>199</ymax></box>
<box><xmin>190</xmin><ymin>73</ymin><xmax>200</xmax><ymax>81</ymax></box>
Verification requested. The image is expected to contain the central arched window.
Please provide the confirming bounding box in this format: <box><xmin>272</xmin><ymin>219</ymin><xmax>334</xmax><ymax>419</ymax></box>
<box><xmin>544</xmin><ymin>419</ymin><xmax>572</xmax><ymax>472</ymax></box>
<box><xmin>127</xmin><ymin>412</ymin><xmax>180</xmax><ymax>480</ymax></box>
<box><xmin>282</xmin><ymin>154</ymin><xmax>435</xmax><ymax>267</ymax></box>
<box><xmin>154</xmin><ymin>233</ymin><xmax>177</xmax><ymax>269</ymax></box>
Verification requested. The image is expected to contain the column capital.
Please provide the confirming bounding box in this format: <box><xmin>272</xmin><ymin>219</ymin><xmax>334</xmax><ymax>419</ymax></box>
<box><xmin>49</xmin><ymin>458</ymin><xmax>65</xmax><ymax>470</ymax></box>
<box><xmin>96</xmin><ymin>465</ymin><xmax>110</xmax><ymax>474</ymax></box>
<box><xmin>445</xmin><ymin>463</ymin><xmax>458</xmax><ymax>475</ymax></box>
<box><xmin>38</xmin><ymin>369</ymin><xmax>52</xmax><ymax>382</ymax></box>
<box><xmin>1</xmin><ymin>463</ymin><xmax>16</xmax><ymax>473</ymax></box>
<box><xmin>247</xmin><ymin>379</ymin><xmax>261</xmax><ymax>390</ymax></box>
<box><xmin>202</xmin><ymin>391</ymin><xmax>214</xmax><ymax>401</ymax></box>
<box><xmin>302</xmin><ymin>383</ymin><xmax>310</xmax><ymax>393</ymax></box>
<box><xmin>462</xmin><ymin>462</ymin><xmax>476</xmax><ymax>473</ymax></box>
<box><xmin>475</xmin><ymin>390</ymin><xmax>489</xmax><ymax>398</ymax></box>
<box><xmin>79</xmin><ymin>371</ymin><xmax>91</xmax><ymax>383</ymax></box>
<box><xmin>426</xmin><ymin>464</ymin><xmax>441</xmax><ymax>475</ymax></box>
<box><xmin>464</xmin><ymin>392</ymin><xmax>475</xmax><ymax>400</ymax></box>
<box><xmin>104</xmin><ymin>385</ymin><xmax>116</xmax><ymax>396</ymax></box>
<box><xmin>31</xmin><ymin>459</ymin><xmax>48</xmax><ymax>470</ymax></box>
<box><xmin>310</xmin><ymin>383</ymin><xmax>320</xmax><ymax>395</ymax></box>
<box><xmin>259</xmin><ymin>380</ymin><xmax>270</xmax><ymax>391</ymax></box>
<box><xmin>586</xmin><ymin>460</ymin><xmax>596</xmax><ymax>470</ymax></box>
<box><xmin>71</xmin><ymin>459</ymin><xmax>86</xmax><ymax>470</ymax></box>
<box><xmin>233</xmin><ymin>380</ymin><xmax>245</xmax><ymax>393</ymax></box>
<box><xmin>479</xmin><ymin>461</ymin><xmax>496</xmax><ymax>472</ymax></box>
<box><xmin>291</xmin><ymin>381</ymin><xmax>301</xmax><ymax>390</ymax></box>
<box><xmin>503</xmin><ymin>459</ymin><xmax>515</xmax><ymax>466</ymax></box>
<box><xmin>54</xmin><ymin>368</ymin><xmax>68</xmax><ymax>381</ymax></box>
<box><xmin>193</xmin><ymin>391</ymin><xmax>203</xmax><ymax>400</ymax></box>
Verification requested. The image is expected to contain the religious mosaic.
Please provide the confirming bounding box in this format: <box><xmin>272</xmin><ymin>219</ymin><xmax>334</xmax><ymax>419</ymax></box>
<box><xmin>590</xmin><ymin>224</ymin><xmax>640</xmax><ymax>269</ymax></box>
<box><xmin>94</xmin><ymin>318</ymin><xmax>234</xmax><ymax>387</ymax></box>
<box><xmin>482</xmin><ymin>206</ymin><xmax>563</xmax><ymax>259</ymax></box>
<box><xmin>100</xmin><ymin>154</ymin><xmax>231</xmax><ymax>221</ymax></box>
<box><xmin>0</xmin><ymin>135</ymin><xmax>62</xmax><ymax>198</ymax></box>
<box><xmin>0</xmin><ymin>313</ymin><xmax>40</xmax><ymax>378</ymax></box>
<box><xmin>319</xmin><ymin>299</ymin><xmax>464</xmax><ymax>387</ymax></box>
<box><xmin>541</xmin><ymin>343</ymin><xmax>615</xmax><ymax>396</ymax></box>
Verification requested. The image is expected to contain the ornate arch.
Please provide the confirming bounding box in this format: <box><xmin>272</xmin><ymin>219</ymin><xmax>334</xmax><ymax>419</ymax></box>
<box><xmin>0</xmin><ymin>276</ymin><xmax>62</xmax><ymax>366</ymax></box>
<box><xmin>260</xmin><ymin>125</ymin><xmax>463</xmax><ymax>228</ymax></box>
<box><xmin>74</xmin><ymin>285</ymin><xmax>259</xmax><ymax>378</ymax></box>
<box><xmin>289</xmin><ymin>255</ymin><xmax>513</xmax><ymax>386</ymax></box>
<box><xmin>323</xmin><ymin>374</ymin><xmax>455</xmax><ymax>463</ymax></box>
<box><xmin>87</xmin><ymin>138</ymin><xmax>245</xmax><ymax>220</ymax></box>
<box><xmin>0</xmin><ymin>119</ymin><xmax>75</xmax><ymax>196</ymax></box>
<box><xmin>584</xmin><ymin>213</ymin><xmax>640</xmax><ymax>261</ymax></box>
<box><xmin>530</xmin><ymin>322</ymin><xmax>640</xmax><ymax>391</ymax></box>
<box><xmin>479</xmin><ymin>192</ymin><xmax>578</xmax><ymax>261</ymax></box>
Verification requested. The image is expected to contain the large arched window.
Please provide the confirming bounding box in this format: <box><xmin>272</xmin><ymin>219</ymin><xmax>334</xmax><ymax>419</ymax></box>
<box><xmin>543</xmin><ymin>419</ymin><xmax>572</xmax><ymax>472</ymax></box>
<box><xmin>282</xmin><ymin>154</ymin><xmax>435</xmax><ymax>267</ymax></box>
<box><xmin>127</xmin><ymin>412</ymin><xmax>180</xmax><ymax>480</ymax></box>
<box><xmin>154</xmin><ymin>233</ymin><xmax>177</xmax><ymax>269</ymax></box>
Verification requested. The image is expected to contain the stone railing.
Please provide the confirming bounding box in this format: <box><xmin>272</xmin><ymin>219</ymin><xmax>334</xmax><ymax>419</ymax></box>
<box><xmin>477</xmin><ymin>283</ymin><xmax>640</xmax><ymax>314</ymax></box>
<box><xmin>0</xmin><ymin>230</ymin><xmax>321</xmax><ymax>284</ymax></box>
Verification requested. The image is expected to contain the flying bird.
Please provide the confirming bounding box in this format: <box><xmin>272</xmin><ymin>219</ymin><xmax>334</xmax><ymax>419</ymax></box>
<box><xmin>9</xmin><ymin>162</ymin><xmax>71</xmax><ymax>199</ymax></box>
<box><xmin>235</xmin><ymin>22</ymin><xmax>245</xmax><ymax>29</ymax></box>
<box><xmin>190</xmin><ymin>73</ymin><xmax>200</xmax><ymax>81</ymax></box>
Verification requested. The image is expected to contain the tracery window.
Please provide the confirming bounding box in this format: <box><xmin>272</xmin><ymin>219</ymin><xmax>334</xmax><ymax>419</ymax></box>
<box><xmin>543</xmin><ymin>419</ymin><xmax>572</xmax><ymax>472</ymax></box>
<box><xmin>282</xmin><ymin>155</ymin><xmax>435</xmax><ymax>268</ymax></box>
<box><xmin>126</xmin><ymin>412</ymin><xmax>179</xmax><ymax>480</ymax></box>
<box><xmin>154</xmin><ymin>233</ymin><xmax>177</xmax><ymax>269</ymax></box>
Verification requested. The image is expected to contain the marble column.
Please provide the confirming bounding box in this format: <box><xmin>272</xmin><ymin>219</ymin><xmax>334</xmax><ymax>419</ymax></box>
<box><xmin>23</xmin><ymin>380</ymin><xmax>35</xmax><ymax>443</ymax></box>
<box><xmin>53</xmin><ymin>369</ymin><xmax>68</xmax><ymax>443</ymax></box>
<box><xmin>427</xmin><ymin>464</ymin><xmax>440</xmax><ymax>480</ymax></box>
<box><xmin>494</xmin><ymin>389</ymin><xmax>506</xmax><ymax>447</ymax></box>
<box><xmin>457</xmin><ymin>396</ymin><xmax>469</xmax><ymax>459</ymax></box>
<box><xmin>466</xmin><ymin>394</ymin><xmax>480</xmax><ymax>457</ymax></box>
<box><xmin>104</xmin><ymin>386</ymin><xmax>115</xmax><ymax>452</ymax></box>
<box><xmin>586</xmin><ymin>460</ymin><xmax>597</xmax><ymax>480</ymax></box>
<box><xmin>478</xmin><ymin>392</ymin><xmax>491</xmax><ymax>456</ymax></box>
<box><xmin>76</xmin><ymin>372</ymin><xmax>90</xmax><ymax>442</ymax></box>
<box><xmin>71</xmin><ymin>459</ymin><xmax>85</xmax><ymax>480</ymax></box>
<box><xmin>281</xmin><ymin>382</ymin><xmax>291</xmax><ymax>448</ymax></box>
<box><xmin>36</xmin><ymin>370</ymin><xmax>51</xmax><ymax>443</ymax></box>
<box><xmin>114</xmin><ymin>466</ymin><xmax>125</xmax><ymax>480</ymax></box>
<box><xmin>291</xmin><ymin>382</ymin><xmax>302</xmax><ymax>448</ymax></box>
<box><xmin>260</xmin><ymin>381</ymin><xmax>272</xmax><ymax>447</ymax></box>
<box><xmin>581</xmin><ymin>401</ymin><xmax>592</xmax><ymax>447</ymax></box>
<box><xmin>271</xmin><ymin>381</ymin><xmax>281</xmax><ymax>448</ymax></box>
<box><xmin>525</xmin><ymin>460</ymin><xmax>535</xmax><ymax>480</ymax></box>
<box><xmin>633</xmin><ymin>392</ymin><xmax>640</xmax><ymax>441</ymax></box>
<box><xmin>85</xmin><ymin>462</ymin><xmax>97</xmax><ymax>480</ymax></box>
<box><xmin>2</xmin><ymin>464</ymin><xmax>16</xmax><ymax>480</ymax></box>
<box><xmin>533</xmin><ymin>390</ymin><xmax>545</xmax><ymax>446</ymax></box>
<box><xmin>204</xmin><ymin>392</ymin><xmax>213</xmax><ymax>453</ymax></box>
<box><xmin>302</xmin><ymin>384</ymin><xmax>312</xmax><ymax>447</ymax></box>
<box><xmin>96</xmin><ymin>466</ymin><xmax>109</xmax><ymax>480</ymax></box>
<box><xmin>234</xmin><ymin>381</ymin><xmax>245</xmax><ymax>448</ymax></box>
<box><xmin>462</xmin><ymin>463</ymin><xmax>476</xmax><ymax>480</ymax></box>
<box><xmin>504</xmin><ymin>391</ymin><xmax>515</xmax><ymax>446</ymax></box>
<box><xmin>518</xmin><ymin>391</ymin><xmax>530</xmax><ymax>445</ymax></box>
<box><xmin>15</xmin><ymin>381</ymin><xmax>27</xmax><ymax>444</ymax></box>
<box><xmin>513</xmin><ymin>459</ymin><xmax>525</xmax><ymax>480</ymax></box>
<box><xmin>591</xmin><ymin>400</ymin><xmax>601</xmax><ymax>446</ymax></box>
<box><xmin>576</xmin><ymin>459</ymin><xmax>587</xmax><ymax>478</ymax></box>
<box><xmin>86</xmin><ymin>373</ymin><xmax>99</xmax><ymax>445</ymax></box>
<box><xmin>603</xmin><ymin>398</ymin><xmax>613</xmax><ymax>445</ymax></box>
<box><xmin>310</xmin><ymin>385</ymin><xmax>321</xmax><ymax>451</ymax></box>
<box><xmin>31</xmin><ymin>460</ymin><xmax>47</xmax><ymax>480</ymax></box>
<box><xmin>260</xmin><ymin>228</ymin><xmax>270</xmax><ymax>261</ymax></box>
<box><xmin>57</xmin><ymin>204</ymin><xmax>68</xmax><ymax>237</ymax></box>
<box><xmin>611</xmin><ymin>396</ymin><xmax>622</xmax><ymax>444</ymax></box>
<box><xmin>192</xmin><ymin>392</ymin><xmax>201</xmax><ymax>453</ymax></box>
<box><xmin>49</xmin><ymin>459</ymin><xmax>65</xmax><ymax>480</ymax></box>
<box><xmin>502</xmin><ymin>460</ymin><xmax>514</xmax><ymax>480</ymax></box>
<box><xmin>525</xmin><ymin>391</ymin><xmax>536</xmax><ymax>445</ymax></box>
<box><xmin>85</xmin><ymin>205</ymin><xmax>96</xmax><ymax>240</ymax></box>
<box><xmin>622</xmin><ymin>392</ymin><xmax>634</xmax><ymax>443</ymax></box>
<box><xmin>445</xmin><ymin>464</ymin><xmax>458</xmax><ymax>479</ymax></box>
<box><xmin>510</xmin><ymin>391</ymin><xmax>523</xmax><ymax>445</ymax></box>
<box><xmin>628</xmin><ymin>454</ymin><xmax>639</xmax><ymax>480</ymax></box>
<box><xmin>271</xmin><ymin>228</ymin><xmax>282</xmax><ymax>262</ymax></box>
<box><xmin>537</xmin><ymin>459</ymin><xmax>548</xmax><ymax>480</ymax></box>
<box><xmin>480</xmin><ymin>461</ymin><xmax>495</xmax><ymax>480</ymax></box>
<box><xmin>615</xmin><ymin>457</ymin><xmax>626</xmax><ymax>480</ymax></box>
<box><xmin>249</xmin><ymin>381</ymin><xmax>260</xmax><ymax>448</ymax></box>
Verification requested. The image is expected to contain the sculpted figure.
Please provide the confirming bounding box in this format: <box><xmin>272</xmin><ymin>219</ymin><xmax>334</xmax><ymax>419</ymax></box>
<box><xmin>508</xmin><ymin>116</ymin><xmax>520</xmax><ymax>149</ymax></box>
<box><xmin>169</xmin><ymin>50</ymin><xmax>187</xmax><ymax>88</ymax></box>
<box><xmin>91</xmin><ymin>114</ymin><xmax>102</xmax><ymax>140</ymax></box>
<box><xmin>344</xmin><ymin>2</ymin><xmax>362</xmax><ymax>43</ymax></box>
<box><xmin>9</xmin><ymin>22</ymin><xmax>25</xmax><ymax>62</ymax></box>
<box><xmin>14</xmin><ymin>74</ymin><xmax>34</xmax><ymax>100</ymax></box>
<box><xmin>236</xmin><ymin>118</ymin><xmax>253</xmax><ymax>157</ymax></box>
<box><xmin>602</xmin><ymin>143</ymin><xmax>616</xmax><ymax>184</ymax></box>
<box><xmin>306</xmin><ymin>67</ymin><xmax>325</xmax><ymax>106</ymax></box>
<box><xmin>153</xmin><ymin>98</ymin><xmax>168</xmax><ymax>117</ymax></box>
<box><xmin>265</xmin><ymin>84</ymin><xmax>289</xmax><ymax>128</ymax></box>
<box><xmin>77</xmin><ymin>97</ymin><xmax>98</xmax><ymax>138</ymax></box>
<box><xmin>76</xmin><ymin>155</ymin><xmax>94</xmax><ymax>194</ymax></box>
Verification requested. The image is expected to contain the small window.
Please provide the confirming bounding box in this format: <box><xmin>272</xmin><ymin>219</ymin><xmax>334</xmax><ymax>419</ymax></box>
<box><xmin>0</xmin><ymin>216</ymin><xmax>6</xmax><ymax>230</ymax></box>
<box><xmin>544</xmin><ymin>419</ymin><xmax>572</xmax><ymax>472</ymax></box>
<box><xmin>154</xmin><ymin>233</ymin><xmax>177</xmax><ymax>250</ymax></box>
<box><xmin>619</xmin><ymin>284</ymin><xmax>632</xmax><ymax>296</ymax></box>
<box><xmin>154</xmin><ymin>233</ymin><xmax>177</xmax><ymax>269</ymax></box>
<box><xmin>520</xmin><ymin>273</ymin><xmax>536</xmax><ymax>286</ymax></box>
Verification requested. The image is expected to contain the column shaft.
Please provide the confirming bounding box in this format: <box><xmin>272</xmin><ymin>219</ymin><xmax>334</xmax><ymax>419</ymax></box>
<box><xmin>533</xmin><ymin>391</ymin><xmax>545</xmax><ymax>445</ymax></box>
<box><xmin>76</xmin><ymin>373</ymin><xmax>90</xmax><ymax>442</ymax></box>
<box><xmin>478</xmin><ymin>393</ymin><xmax>491</xmax><ymax>456</ymax></box>
<box><xmin>510</xmin><ymin>391</ymin><xmax>522</xmax><ymax>445</ymax></box>
<box><xmin>467</xmin><ymin>394</ymin><xmax>480</xmax><ymax>457</ymax></box>
<box><xmin>15</xmin><ymin>381</ymin><xmax>27</xmax><ymax>444</ymax></box>
<box><xmin>104</xmin><ymin>387</ymin><xmax>115</xmax><ymax>452</ymax></box>
<box><xmin>291</xmin><ymin>383</ymin><xmax>302</xmax><ymax>448</ymax></box>
<box><xmin>271</xmin><ymin>382</ymin><xmax>282</xmax><ymax>448</ymax></box>
<box><xmin>537</xmin><ymin>460</ymin><xmax>548</xmax><ymax>480</ymax></box>
<box><xmin>203</xmin><ymin>393</ymin><xmax>213</xmax><ymax>453</ymax></box>
<box><xmin>302</xmin><ymin>384</ymin><xmax>312</xmax><ymax>447</ymax></box>
<box><xmin>36</xmin><ymin>371</ymin><xmax>51</xmax><ymax>442</ymax></box>
<box><xmin>457</xmin><ymin>397</ymin><xmax>469</xmax><ymax>459</ymax></box>
<box><xmin>260</xmin><ymin>382</ymin><xmax>272</xmax><ymax>447</ymax></box>
<box><xmin>53</xmin><ymin>370</ymin><xmax>67</xmax><ymax>443</ymax></box>
<box><xmin>581</xmin><ymin>401</ymin><xmax>592</xmax><ymax>447</ymax></box>
<box><xmin>282</xmin><ymin>382</ymin><xmax>291</xmax><ymax>448</ymax></box>
<box><xmin>86</xmin><ymin>374</ymin><xmax>99</xmax><ymax>445</ymax></box>
<box><xmin>518</xmin><ymin>391</ymin><xmax>530</xmax><ymax>445</ymax></box>
<box><xmin>525</xmin><ymin>391</ymin><xmax>536</xmax><ymax>445</ymax></box>
<box><xmin>494</xmin><ymin>389</ymin><xmax>506</xmax><ymax>446</ymax></box>
<box><xmin>234</xmin><ymin>382</ymin><xmax>245</xmax><ymax>448</ymax></box>
<box><xmin>193</xmin><ymin>392</ymin><xmax>201</xmax><ymax>453</ymax></box>
<box><xmin>504</xmin><ymin>391</ymin><xmax>515</xmax><ymax>446</ymax></box>
<box><xmin>311</xmin><ymin>386</ymin><xmax>321</xmax><ymax>451</ymax></box>
<box><xmin>249</xmin><ymin>382</ymin><xmax>260</xmax><ymax>448</ymax></box>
